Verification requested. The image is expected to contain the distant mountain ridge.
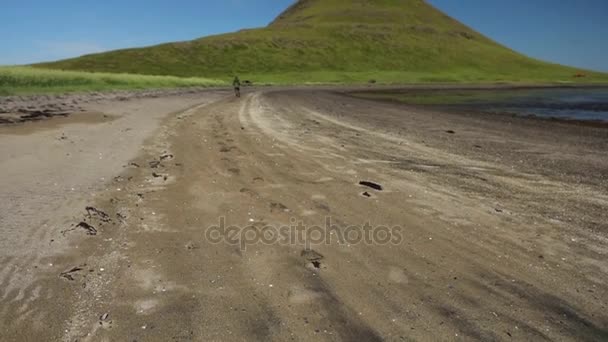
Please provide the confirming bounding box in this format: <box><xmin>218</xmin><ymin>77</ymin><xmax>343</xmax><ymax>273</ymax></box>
<box><xmin>35</xmin><ymin>0</ymin><xmax>605</xmax><ymax>83</ymax></box>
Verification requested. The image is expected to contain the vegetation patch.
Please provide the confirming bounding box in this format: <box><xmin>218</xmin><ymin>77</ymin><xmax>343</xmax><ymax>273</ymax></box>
<box><xmin>0</xmin><ymin>66</ymin><xmax>225</xmax><ymax>95</ymax></box>
<box><xmin>33</xmin><ymin>0</ymin><xmax>608</xmax><ymax>85</ymax></box>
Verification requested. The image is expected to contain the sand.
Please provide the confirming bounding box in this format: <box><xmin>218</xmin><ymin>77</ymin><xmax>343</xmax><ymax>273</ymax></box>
<box><xmin>0</xmin><ymin>87</ymin><xmax>606</xmax><ymax>341</ymax></box>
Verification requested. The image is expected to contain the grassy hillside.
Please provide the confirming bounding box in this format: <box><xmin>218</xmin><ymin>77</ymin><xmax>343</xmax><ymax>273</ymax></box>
<box><xmin>0</xmin><ymin>66</ymin><xmax>225</xmax><ymax>96</ymax></box>
<box><xmin>35</xmin><ymin>0</ymin><xmax>608</xmax><ymax>84</ymax></box>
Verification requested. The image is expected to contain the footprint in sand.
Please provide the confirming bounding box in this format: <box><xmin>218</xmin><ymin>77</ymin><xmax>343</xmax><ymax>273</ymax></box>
<box><xmin>388</xmin><ymin>267</ymin><xmax>409</xmax><ymax>284</ymax></box>
<box><xmin>135</xmin><ymin>298</ymin><xmax>160</xmax><ymax>315</ymax></box>
<box><xmin>270</xmin><ymin>202</ymin><xmax>290</xmax><ymax>213</ymax></box>
<box><xmin>288</xmin><ymin>287</ymin><xmax>324</xmax><ymax>304</ymax></box>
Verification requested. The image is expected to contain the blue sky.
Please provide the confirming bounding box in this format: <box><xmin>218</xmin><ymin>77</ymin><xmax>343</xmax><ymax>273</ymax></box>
<box><xmin>1</xmin><ymin>0</ymin><xmax>607</xmax><ymax>72</ymax></box>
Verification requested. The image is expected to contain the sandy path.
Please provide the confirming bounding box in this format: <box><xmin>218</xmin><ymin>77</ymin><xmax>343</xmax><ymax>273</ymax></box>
<box><xmin>1</xmin><ymin>88</ymin><xmax>607</xmax><ymax>341</ymax></box>
<box><xmin>0</xmin><ymin>91</ymin><xmax>228</xmax><ymax>340</ymax></box>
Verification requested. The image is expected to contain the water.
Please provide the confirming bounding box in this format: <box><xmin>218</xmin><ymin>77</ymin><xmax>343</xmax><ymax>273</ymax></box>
<box><xmin>437</xmin><ymin>87</ymin><xmax>608</xmax><ymax>122</ymax></box>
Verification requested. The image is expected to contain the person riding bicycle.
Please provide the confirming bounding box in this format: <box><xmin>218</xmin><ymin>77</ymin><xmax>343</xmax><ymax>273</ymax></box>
<box><xmin>233</xmin><ymin>76</ymin><xmax>241</xmax><ymax>97</ymax></box>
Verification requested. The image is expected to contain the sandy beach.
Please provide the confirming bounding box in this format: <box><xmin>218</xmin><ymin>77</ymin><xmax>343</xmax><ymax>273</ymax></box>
<box><xmin>0</xmin><ymin>87</ymin><xmax>607</xmax><ymax>341</ymax></box>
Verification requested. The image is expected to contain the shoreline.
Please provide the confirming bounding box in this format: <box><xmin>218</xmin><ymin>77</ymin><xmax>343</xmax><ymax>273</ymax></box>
<box><xmin>0</xmin><ymin>87</ymin><xmax>231</xmax><ymax>125</ymax></box>
<box><xmin>3</xmin><ymin>81</ymin><xmax>608</xmax><ymax>98</ymax></box>
<box><xmin>344</xmin><ymin>86</ymin><xmax>608</xmax><ymax>128</ymax></box>
<box><xmin>4</xmin><ymin>84</ymin><xmax>608</xmax><ymax>126</ymax></box>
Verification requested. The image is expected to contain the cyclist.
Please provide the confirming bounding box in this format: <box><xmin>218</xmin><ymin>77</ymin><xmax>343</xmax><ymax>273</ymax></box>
<box><xmin>233</xmin><ymin>76</ymin><xmax>241</xmax><ymax>97</ymax></box>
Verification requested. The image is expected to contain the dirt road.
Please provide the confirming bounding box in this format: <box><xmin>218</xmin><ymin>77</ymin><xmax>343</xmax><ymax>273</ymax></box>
<box><xmin>1</xmin><ymin>88</ymin><xmax>607</xmax><ymax>341</ymax></box>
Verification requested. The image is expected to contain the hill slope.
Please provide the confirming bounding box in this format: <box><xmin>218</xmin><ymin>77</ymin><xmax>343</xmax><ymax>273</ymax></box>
<box><xmin>35</xmin><ymin>0</ymin><xmax>606</xmax><ymax>83</ymax></box>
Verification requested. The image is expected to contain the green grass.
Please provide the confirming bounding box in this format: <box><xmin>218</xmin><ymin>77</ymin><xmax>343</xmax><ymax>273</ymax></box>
<box><xmin>0</xmin><ymin>66</ymin><xmax>226</xmax><ymax>96</ymax></box>
<box><xmin>238</xmin><ymin>70</ymin><xmax>608</xmax><ymax>85</ymax></box>
<box><xmin>34</xmin><ymin>0</ymin><xmax>608</xmax><ymax>85</ymax></box>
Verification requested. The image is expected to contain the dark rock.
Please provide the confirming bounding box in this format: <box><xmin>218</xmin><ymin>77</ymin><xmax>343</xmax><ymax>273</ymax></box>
<box><xmin>60</xmin><ymin>266</ymin><xmax>83</xmax><ymax>281</ymax></box>
<box><xmin>86</xmin><ymin>206</ymin><xmax>111</xmax><ymax>222</ymax></box>
<box><xmin>77</xmin><ymin>222</ymin><xmax>97</xmax><ymax>235</ymax></box>
<box><xmin>359</xmin><ymin>181</ymin><xmax>383</xmax><ymax>191</ymax></box>
<box><xmin>149</xmin><ymin>160</ymin><xmax>161</xmax><ymax>168</ymax></box>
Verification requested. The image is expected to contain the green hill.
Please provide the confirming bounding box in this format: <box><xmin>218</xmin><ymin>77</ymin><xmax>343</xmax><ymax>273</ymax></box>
<box><xmin>34</xmin><ymin>0</ymin><xmax>607</xmax><ymax>84</ymax></box>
